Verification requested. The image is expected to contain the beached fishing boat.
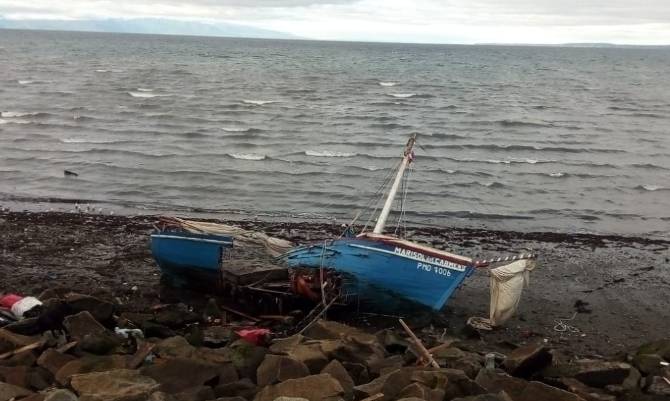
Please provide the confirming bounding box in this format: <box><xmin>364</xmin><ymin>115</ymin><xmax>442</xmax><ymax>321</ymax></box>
<box><xmin>151</xmin><ymin>230</ymin><xmax>233</xmax><ymax>281</ymax></box>
<box><xmin>279</xmin><ymin>134</ymin><xmax>533</xmax><ymax>310</ymax></box>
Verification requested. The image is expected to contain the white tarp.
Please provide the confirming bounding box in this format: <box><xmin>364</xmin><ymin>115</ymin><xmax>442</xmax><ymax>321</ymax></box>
<box><xmin>468</xmin><ymin>258</ymin><xmax>536</xmax><ymax>330</ymax></box>
<box><xmin>489</xmin><ymin>258</ymin><xmax>536</xmax><ymax>326</ymax></box>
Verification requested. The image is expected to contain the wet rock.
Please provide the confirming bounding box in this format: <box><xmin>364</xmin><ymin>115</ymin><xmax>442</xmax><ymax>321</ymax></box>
<box><xmin>174</xmin><ymin>386</ymin><xmax>215</xmax><ymax>401</ymax></box>
<box><xmin>636</xmin><ymin>339</ymin><xmax>670</xmax><ymax>360</ymax></box>
<box><xmin>257</xmin><ymin>355</ymin><xmax>310</xmax><ymax>387</ymax></box>
<box><xmin>153</xmin><ymin>304</ymin><xmax>199</xmax><ymax>329</ymax></box>
<box><xmin>269</xmin><ymin>335</ymin><xmax>304</xmax><ymax>354</ymax></box>
<box><xmin>341</xmin><ymin>362</ymin><xmax>368</xmax><ymax>386</ymax></box>
<box><xmin>440</xmin><ymin>368</ymin><xmax>487</xmax><ymax>400</ymax></box>
<box><xmin>304</xmin><ymin>320</ymin><xmax>376</xmax><ymax>343</ymax></box>
<box><xmin>148</xmin><ymin>391</ymin><xmax>178</xmax><ymax>401</ymax></box>
<box><xmin>321</xmin><ymin>360</ymin><xmax>354</xmax><ymax>399</ymax></box>
<box><xmin>64</xmin><ymin>294</ymin><xmax>115</xmax><ymax>323</ymax></box>
<box><xmin>209</xmin><ymin>397</ymin><xmax>246</xmax><ymax>401</ymax></box>
<box><xmin>154</xmin><ymin>336</ymin><xmax>197</xmax><ymax>359</ymax></box>
<box><xmin>37</xmin><ymin>348</ymin><xmax>76</xmax><ymax>375</ymax></box>
<box><xmin>62</xmin><ymin>311</ymin><xmax>108</xmax><ymax>341</ymax></box>
<box><xmin>22</xmin><ymin>394</ymin><xmax>47</xmax><ymax>401</ymax></box>
<box><xmin>80</xmin><ymin>331</ymin><xmax>122</xmax><ymax>355</ymax></box>
<box><xmin>475</xmin><ymin>369</ymin><xmax>530</xmax><ymax>399</ymax></box>
<box><xmin>516</xmin><ymin>381</ymin><xmax>585</xmax><ymax>401</ymax></box>
<box><xmin>375</xmin><ymin>329</ymin><xmax>410</xmax><ymax>353</ymax></box>
<box><xmin>0</xmin><ymin>366</ymin><xmax>30</xmax><ymax>388</ymax></box>
<box><xmin>645</xmin><ymin>376</ymin><xmax>670</xmax><ymax>396</ymax></box>
<box><xmin>214</xmin><ymin>378</ymin><xmax>258</xmax><ymax>400</ymax></box>
<box><xmin>367</xmin><ymin>355</ymin><xmax>404</xmax><ymax>377</ymax></box>
<box><xmin>70</xmin><ymin>369</ymin><xmax>159</xmax><ymax>401</ymax></box>
<box><xmin>396</xmin><ymin>382</ymin><xmax>433</xmax><ymax>401</ymax></box>
<box><xmin>278</xmin><ymin>342</ymin><xmax>329</xmax><ymax>374</ymax></box>
<box><xmin>558</xmin><ymin>378</ymin><xmax>616</xmax><ymax>401</ymax></box>
<box><xmin>632</xmin><ymin>354</ymin><xmax>664</xmax><ymax>376</ymax></box>
<box><xmin>0</xmin><ymin>381</ymin><xmax>33</xmax><ymax>401</ymax></box>
<box><xmin>143</xmin><ymin>322</ymin><xmax>177</xmax><ymax>339</ymax></box>
<box><xmin>55</xmin><ymin>355</ymin><xmax>128</xmax><ymax>385</ymax></box>
<box><xmin>572</xmin><ymin>360</ymin><xmax>633</xmax><ymax>388</ymax></box>
<box><xmin>226</xmin><ymin>339</ymin><xmax>268</xmax><ymax>381</ymax></box>
<box><xmin>503</xmin><ymin>343</ymin><xmax>552</xmax><ymax>379</ymax></box>
<box><xmin>217</xmin><ymin>363</ymin><xmax>239</xmax><ymax>386</ymax></box>
<box><xmin>253</xmin><ymin>373</ymin><xmax>344</xmax><ymax>401</ymax></box>
<box><xmin>43</xmin><ymin>389</ymin><xmax>79</xmax><ymax>401</ymax></box>
<box><xmin>0</xmin><ymin>351</ymin><xmax>36</xmax><ymax>368</ymax></box>
<box><xmin>451</xmin><ymin>394</ymin><xmax>513</xmax><ymax>401</ymax></box>
<box><xmin>141</xmin><ymin>357</ymin><xmax>220</xmax><ymax>394</ymax></box>
<box><xmin>27</xmin><ymin>367</ymin><xmax>52</xmax><ymax>391</ymax></box>
<box><xmin>433</xmin><ymin>347</ymin><xmax>483</xmax><ymax>379</ymax></box>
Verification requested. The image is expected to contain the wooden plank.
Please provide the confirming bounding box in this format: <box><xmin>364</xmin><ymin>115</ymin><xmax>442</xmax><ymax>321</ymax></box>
<box><xmin>0</xmin><ymin>340</ymin><xmax>44</xmax><ymax>360</ymax></box>
<box><xmin>399</xmin><ymin>319</ymin><xmax>439</xmax><ymax>368</ymax></box>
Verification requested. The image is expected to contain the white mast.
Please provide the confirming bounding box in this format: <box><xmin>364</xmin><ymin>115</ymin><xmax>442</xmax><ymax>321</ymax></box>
<box><xmin>373</xmin><ymin>134</ymin><xmax>416</xmax><ymax>234</ymax></box>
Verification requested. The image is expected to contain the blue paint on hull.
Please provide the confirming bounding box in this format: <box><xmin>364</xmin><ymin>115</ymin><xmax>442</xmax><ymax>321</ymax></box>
<box><xmin>150</xmin><ymin>231</ymin><xmax>233</xmax><ymax>279</ymax></box>
<box><xmin>280</xmin><ymin>237</ymin><xmax>474</xmax><ymax>310</ymax></box>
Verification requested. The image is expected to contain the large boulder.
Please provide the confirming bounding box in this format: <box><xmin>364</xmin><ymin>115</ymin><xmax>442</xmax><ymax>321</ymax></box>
<box><xmin>79</xmin><ymin>331</ymin><xmax>123</xmax><ymax>355</ymax></box>
<box><xmin>140</xmin><ymin>357</ymin><xmax>220</xmax><ymax>394</ymax></box>
<box><xmin>70</xmin><ymin>369</ymin><xmax>159</xmax><ymax>401</ymax></box>
<box><xmin>37</xmin><ymin>348</ymin><xmax>77</xmax><ymax>376</ymax></box>
<box><xmin>475</xmin><ymin>369</ymin><xmax>530</xmax><ymax>400</ymax></box>
<box><xmin>62</xmin><ymin>311</ymin><xmax>108</xmax><ymax>341</ymax></box>
<box><xmin>256</xmin><ymin>355</ymin><xmax>310</xmax><ymax>387</ymax></box>
<box><xmin>0</xmin><ymin>366</ymin><xmax>30</xmax><ymax>388</ymax></box>
<box><xmin>174</xmin><ymin>386</ymin><xmax>215</xmax><ymax>401</ymax></box>
<box><xmin>636</xmin><ymin>339</ymin><xmax>670</xmax><ymax>360</ymax></box>
<box><xmin>64</xmin><ymin>294</ymin><xmax>115</xmax><ymax>323</ymax></box>
<box><xmin>572</xmin><ymin>360</ymin><xmax>634</xmax><ymax>388</ymax></box>
<box><xmin>321</xmin><ymin>360</ymin><xmax>355</xmax><ymax>400</ymax></box>
<box><xmin>503</xmin><ymin>344</ymin><xmax>552</xmax><ymax>379</ymax></box>
<box><xmin>433</xmin><ymin>347</ymin><xmax>484</xmax><ymax>378</ymax></box>
<box><xmin>225</xmin><ymin>340</ymin><xmax>267</xmax><ymax>381</ymax></box>
<box><xmin>558</xmin><ymin>378</ymin><xmax>616</xmax><ymax>401</ymax></box>
<box><xmin>278</xmin><ymin>342</ymin><xmax>330</xmax><ymax>374</ymax></box>
<box><xmin>632</xmin><ymin>354</ymin><xmax>664</xmax><ymax>376</ymax></box>
<box><xmin>451</xmin><ymin>394</ymin><xmax>513</xmax><ymax>401</ymax></box>
<box><xmin>0</xmin><ymin>381</ymin><xmax>33</xmax><ymax>401</ymax></box>
<box><xmin>214</xmin><ymin>378</ymin><xmax>257</xmax><ymax>400</ymax></box>
<box><xmin>516</xmin><ymin>381</ymin><xmax>586</xmax><ymax>401</ymax></box>
<box><xmin>55</xmin><ymin>355</ymin><xmax>129</xmax><ymax>385</ymax></box>
<box><xmin>154</xmin><ymin>337</ymin><xmax>197</xmax><ymax>360</ymax></box>
<box><xmin>253</xmin><ymin>373</ymin><xmax>344</xmax><ymax>401</ymax></box>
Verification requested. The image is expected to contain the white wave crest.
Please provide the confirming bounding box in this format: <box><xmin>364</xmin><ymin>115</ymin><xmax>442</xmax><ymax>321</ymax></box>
<box><xmin>641</xmin><ymin>185</ymin><xmax>662</xmax><ymax>191</ymax></box>
<box><xmin>128</xmin><ymin>91</ymin><xmax>167</xmax><ymax>98</ymax></box>
<box><xmin>222</xmin><ymin>126</ymin><xmax>250</xmax><ymax>132</ymax></box>
<box><xmin>389</xmin><ymin>93</ymin><xmax>416</xmax><ymax>98</ymax></box>
<box><xmin>362</xmin><ymin>165</ymin><xmax>384</xmax><ymax>171</ymax></box>
<box><xmin>0</xmin><ymin>118</ymin><xmax>30</xmax><ymax>124</ymax></box>
<box><xmin>305</xmin><ymin>150</ymin><xmax>357</xmax><ymax>157</ymax></box>
<box><xmin>95</xmin><ymin>69</ymin><xmax>109</xmax><ymax>73</ymax></box>
<box><xmin>137</xmin><ymin>88</ymin><xmax>153</xmax><ymax>92</ymax></box>
<box><xmin>229</xmin><ymin>153</ymin><xmax>266</xmax><ymax>161</ymax></box>
<box><xmin>1</xmin><ymin>111</ymin><xmax>37</xmax><ymax>118</ymax></box>
<box><xmin>549</xmin><ymin>172</ymin><xmax>565</xmax><ymax>177</ymax></box>
<box><xmin>242</xmin><ymin>99</ymin><xmax>276</xmax><ymax>105</ymax></box>
<box><xmin>18</xmin><ymin>80</ymin><xmax>34</xmax><ymax>85</ymax></box>
<box><xmin>379</xmin><ymin>82</ymin><xmax>397</xmax><ymax>87</ymax></box>
<box><xmin>0</xmin><ymin>119</ymin><xmax>6</xmax><ymax>124</ymax></box>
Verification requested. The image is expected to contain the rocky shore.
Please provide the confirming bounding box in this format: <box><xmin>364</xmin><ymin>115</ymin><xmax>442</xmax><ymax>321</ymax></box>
<box><xmin>1</xmin><ymin>210</ymin><xmax>669</xmax><ymax>401</ymax></box>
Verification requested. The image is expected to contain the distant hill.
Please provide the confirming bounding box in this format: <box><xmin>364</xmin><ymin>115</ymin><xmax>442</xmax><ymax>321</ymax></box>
<box><xmin>0</xmin><ymin>17</ymin><xmax>299</xmax><ymax>40</ymax></box>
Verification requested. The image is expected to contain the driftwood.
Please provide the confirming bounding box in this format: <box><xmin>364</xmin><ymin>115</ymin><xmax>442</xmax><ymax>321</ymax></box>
<box><xmin>0</xmin><ymin>340</ymin><xmax>44</xmax><ymax>360</ymax></box>
<box><xmin>399</xmin><ymin>318</ymin><xmax>439</xmax><ymax>368</ymax></box>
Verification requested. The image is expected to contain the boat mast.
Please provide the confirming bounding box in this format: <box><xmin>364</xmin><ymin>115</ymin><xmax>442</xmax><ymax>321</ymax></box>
<box><xmin>373</xmin><ymin>134</ymin><xmax>416</xmax><ymax>234</ymax></box>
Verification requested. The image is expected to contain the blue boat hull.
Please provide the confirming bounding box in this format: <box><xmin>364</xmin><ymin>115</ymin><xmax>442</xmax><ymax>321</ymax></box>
<box><xmin>279</xmin><ymin>236</ymin><xmax>474</xmax><ymax>310</ymax></box>
<box><xmin>150</xmin><ymin>231</ymin><xmax>233</xmax><ymax>282</ymax></box>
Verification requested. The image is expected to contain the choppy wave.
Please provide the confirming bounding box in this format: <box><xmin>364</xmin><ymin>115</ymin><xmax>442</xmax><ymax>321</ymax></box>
<box><xmin>228</xmin><ymin>153</ymin><xmax>266</xmax><ymax>161</ymax></box>
<box><xmin>242</xmin><ymin>100</ymin><xmax>276</xmax><ymax>105</ymax></box>
<box><xmin>549</xmin><ymin>172</ymin><xmax>565</xmax><ymax>177</ymax></box>
<box><xmin>379</xmin><ymin>82</ymin><xmax>397</xmax><ymax>86</ymax></box>
<box><xmin>18</xmin><ymin>80</ymin><xmax>33</xmax><ymax>85</ymax></box>
<box><xmin>305</xmin><ymin>150</ymin><xmax>357</xmax><ymax>157</ymax></box>
<box><xmin>127</xmin><ymin>91</ymin><xmax>168</xmax><ymax>98</ymax></box>
<box><xmin>1</xmin><ymin>111</ymin><xmax>42</xmax><ymax>118</ymax></box>
<box><xmin>222</xmin><ymin>126</ymin><xmax>252</xmax><ymax>132</ymax></box>
<box><xmin>388</xmin><ymin>93</ymin><xmax>416</xmax><ymax>98</ymax></box>
<box><xmin>636</xmin><ymin>185</ymin><xmax>666</xmax><ymax>191</ymax></box>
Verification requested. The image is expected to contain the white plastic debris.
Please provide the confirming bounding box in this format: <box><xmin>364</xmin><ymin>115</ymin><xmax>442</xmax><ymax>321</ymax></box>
<box><xmin>11</xmin><ymin>296</ymin><xmax>42</xmax><ymax>319</ymax></box>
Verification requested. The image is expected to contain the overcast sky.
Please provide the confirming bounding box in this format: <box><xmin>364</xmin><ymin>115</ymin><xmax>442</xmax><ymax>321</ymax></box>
<box><xmin>1</xmin><ymin>0</ymin><xmax>669</xmax><ymax>44</ymax></box>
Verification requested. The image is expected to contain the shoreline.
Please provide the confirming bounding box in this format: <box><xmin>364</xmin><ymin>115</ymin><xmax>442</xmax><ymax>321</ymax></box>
<box><xmin>1</xmin><ymin>210</ymin><xmax>669</xmax><ymax>358</ymax></box>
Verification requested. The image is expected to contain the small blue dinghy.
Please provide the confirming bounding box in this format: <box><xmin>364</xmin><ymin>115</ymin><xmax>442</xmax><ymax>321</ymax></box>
<box><xmin>151</xmin><ymin>230</ymin><xmax>233</xmax><ymax>281</ymax></box>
